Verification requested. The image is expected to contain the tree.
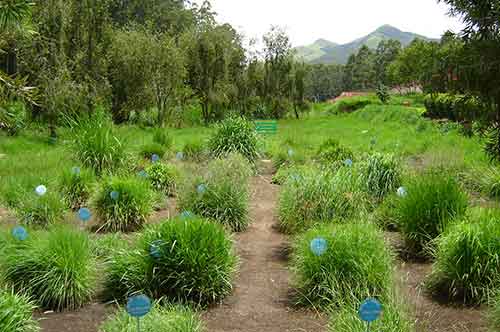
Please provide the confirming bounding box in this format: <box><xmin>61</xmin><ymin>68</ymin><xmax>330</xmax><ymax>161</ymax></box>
<box><xmin>291</xmin><ymin>62</ymin><xmax>307</xmax><ymax>119</ymax></box>
<box><xmin>305</xmin><ymin>63</ymin><xmax>344</xmax><ymax>101</ymax></box>
<box><xmin>374</xmin><ymin>39</ymin><xmax>401</xmax><ymax>85</ymax></box>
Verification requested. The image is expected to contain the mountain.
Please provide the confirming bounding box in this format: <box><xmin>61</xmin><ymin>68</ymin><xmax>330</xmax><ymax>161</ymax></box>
<box><xmin>295</xmin><ymin>25</ymin><xmax>436</xmax><ymax>64</ymax></box>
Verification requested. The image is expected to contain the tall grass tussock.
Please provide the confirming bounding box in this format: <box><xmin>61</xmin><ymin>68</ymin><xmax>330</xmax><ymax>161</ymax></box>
<box><xmin>360</xmin><ymin>153</ymin><xmax>401</xmax><ymax>200</ymax></box>
<box><xmin>395</xmin><ymin>171</ymin><xmax>468</xmax><ymax>257</ymax></box>
<box><xmin>291</xmin><ymin>222</ymin><xmax>393</xmax><ymax>309</ymax></box>
<box><xmin>1</xmin><ymin>226</ymin><xmax>97</xmax><ymax>311</ymax></box>
<box><xmin>105</xmin><ymin>216</ymin><xmax>236</xmax><ymax>306</ymax></box>
<box><xmin>16</xmin><ymin>191</ymin><xmax>66</xmax><ymax>228</ymax></box>
<box><xmin>58</xmin><ymin>167</ymin><xmax>95</xmax><ymax>209</ymax></box>
<box><xmin>100</xmin><ymin>303</ymin><xmax>203</xmax><ymax>332</ymax></box>
<box><xmin>208</xmin><ymin>116</ymin><xmax>258</xmax><ymax>162</ymax></box>
<box><xmin>94</xmin><ymin>176</ymin><xmax>154</xmax><ymax>232</ymax></box>
<box><xmin>426</xmin><ymin>209</ymin><xmax>500</xmax><ymax>304</ymax></box>
<box><xmin>0</xmin><ymin>288</ymin><xmax>39</xmax><ymax>332</ymax></box>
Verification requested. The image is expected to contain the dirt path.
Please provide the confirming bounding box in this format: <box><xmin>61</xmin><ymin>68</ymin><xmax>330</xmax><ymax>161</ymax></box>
<box><xmin>201</xmin><ymin>175</ymin><xmax>328</xmax><ymax>332</ymax></box>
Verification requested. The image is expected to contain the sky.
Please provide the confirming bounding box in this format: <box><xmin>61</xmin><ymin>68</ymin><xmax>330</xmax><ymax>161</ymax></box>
<box><xmin>193</xmin><ymin>0</ymin><xmax>465</xmax><ymax>47</ymax></box>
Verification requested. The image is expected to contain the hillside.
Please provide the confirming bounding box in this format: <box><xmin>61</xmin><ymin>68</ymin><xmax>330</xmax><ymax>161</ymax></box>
<box><xmin>295</xmin><ymin>25</ymin><xmax>436</xmax><ymax>64</ymax></box>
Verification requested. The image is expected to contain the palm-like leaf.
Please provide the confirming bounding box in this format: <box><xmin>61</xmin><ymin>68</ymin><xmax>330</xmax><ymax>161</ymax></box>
<box><xmin>0</xmin><ymin>0</ymin><xmax>34</xmax><ymax>32</ymax></box>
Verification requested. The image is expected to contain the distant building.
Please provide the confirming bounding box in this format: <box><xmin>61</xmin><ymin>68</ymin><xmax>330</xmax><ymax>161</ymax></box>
<box><xmin>330</xmin><ymin>92</ymin><xmax>369</xmax><ymax>103</ymax></box>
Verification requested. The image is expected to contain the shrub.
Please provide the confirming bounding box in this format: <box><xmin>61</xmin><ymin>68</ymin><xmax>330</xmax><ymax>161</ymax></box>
<box><xmin>16</xmin><ymin>191</ymin><xmax>66</xmax><ymax>228</ymax></box>
<box><xmin>100</xmin><ymin>303</ymin><xmax>203</xmax><ymax>332</ymax></box>
<box><xmin>105</xmin><ymin>216</ymin><xmax>236</xmax><ymax>305</ymax></box>
<box><xmin>271</xmin><ymin>164</ymin><xmax>314</xmax><ymax>185</ymax></box>
<box><xmin>334</xmin><ymin>96</ymin><xmax>377</xmax><ymax>113</ymax></box>
<box><xmin>291</xmin><ymin>223</ymin><xmax>392</xmax><ymax>308</ymax></box>
<box><xmin>0</xmin><ymin>288</ymin><xmax>39</xmax><ymax>332</ymax></box>
<box><xmin>360</xmin><ymin>153</ymin><xmax>401</xmax><ymax>200</ymax></box>
<box><xmin>178</xmin><ymin>155</ymin><xmax>251</xmax><ymax>232</ymax></box>
<box><xmin>485</xmin><ymin>123</ymin><xmax>500</xmax><ymax>163</ymax></box>
<box><xmin>423</xmin><ymin>93</ymin><xmax>487</xmax><ymax>123</ymax></box>
<box><xmin>73</xmin><ymin>112</ymin><xmax>126</xmax><ymax>175</ymax></box>
<box><xmin>58</xmin><ymin>167</ymin><xmax>95</xmax><ymax>210</ymax></box>
<box><xmin>376</xmin><ymin>84</ymin><xmax>391</xmax><ymax>104</ymax></box>
<box><xmin>140</xmin><ymin>143</ymin><xmax>167</xmax><ymax>160</ymax></box>
<box><xmin>278</xmin><ymin>168</ymin><xmax>367</xmax><ymax>234</ymax></box>
<box><xmin>152</xmin><ymin>128</ymin><xmax>173</xmax><ymax>149</ymax></box>
<box><xmin>328</xmin><ymin>297</ymin><xmax>414</xmax><ymax>332</ymax></box>
<box><xmin>426</xmin><ymin>209</ymin><xmax>500</xmax><ymax>304</ymax></box>
<box><xmin>94</xmin><ymin>176</ymin><xmax>154</xmax><ymax>232</ymax></box>
<box><xmin>183</xmin><ymin>140</ymin><xmax>205</xmax><ymax>161</ymax></box>
<box><xmin>208</xmin><ymin>116</ymin><xmax>258</xmax><ymax>162</ymax></box>
<box><xmin>371</xmin><ymin>194</ymin><xmax>399</xmax><ymax>231</ymax></box>
<box><xmin>2</xmin><ymin>226</ymin><xmax>97</xmax><ymax>311</ymax></box>
<box><xmin>466</xmin><ymin>166</ymin><xmax>500</xmax><ymax>198</ymax></box>
<box><xmin>271</xmin><ymin>145</ymin><xmax>306</xmax><ymax>170</ymax></box>
<box><xmin>0</xmin><ymin>102</ymin><xmax>26</xmax><ymax>136</ymax></box>
<box><xmin>145</xmin><ymin>163</ymin><xmax>179</xmax><ymax>196</ymax></box>
<box><xmin>316</xmin><ymin>138</ymin><xmax>353</xmax><ymax>168</ymax></box>
<box><xmin>395</xmin><ymin>171</ymin><xmax>468</xmax><ymax>257</ymax></box>
<box><xmin>90</xmin><ymin>233</ymin><xmax>132</xmax><ymax>259</ymax></box>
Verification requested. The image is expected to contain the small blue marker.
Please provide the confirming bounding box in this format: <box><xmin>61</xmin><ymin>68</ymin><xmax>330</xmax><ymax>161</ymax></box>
<box><xmin>72</xmin><ymin>167</ymin><xmax>81</xmax><ymax>175</ymax></box>
<box><xmin>126</xmin><ymin>294</ymin><xmax>152</xmax><ymax>332</ymax></box>
<box><xmin>110</xmin><ymin>191</ymin><xmax>120</xmax><ymax>201</ymax></box>
<box><xmin>176</xmin><ymin>152</ymin><xmax>184</xmax><ymax>160</ymax></box>
<box><xmin>138</xmin><ymin>170</ymin><xmax>147</xmax><ymax>178</ymax></box>
<box><xmin>151</xmin><ymin>154</ymin><xmax>160</xmax><ymax>163</ymax></box>
<box><xmin>397</xmin><ymin>186</ymin><xmax>407</xmax><ymax>198</ymax></box>
<box><xmin>344</xmin><ymin>159</ymin><xmax>353</xmax><ymax>167</ymax></box>
<box><xmin>78</xmin><ymin>208</ymin><xmax>91</xmax><ymax>222</ymax></box>
<box><xmin>180</xmin><ymin>211</ymin><xmax>194</xmax><ymax>219</ymax></box>
<box><xmin>12</xmin><ymin>226</ymin><xmax>28</xmax><ymax>241</ymax></box>
<box><xmin>149</xmin><ymin>240</ymin><xmax>165</xmax><ymax>259</ymax></box>
<box><xmin>359</xmin><ymin>298</ymin><xmax>382</xmax><ymax>332</ymax></box>
<box><xmin>197</xmin><ymin>184</ymin><xmax>207</xmax><ymax>194</ymax></box>
<box><xmin>35</xmin><ymin>185</ymin><xmax>47</xmax><ymax>196</ymax></box>
<box><xmin>310</xmin><ymin>237</ymin><xmax>328</xmax><ymax>256</ymax></box>
<box><xmin>288</xmin><ymin>149</ymin><xmax>294</xmax><ymax>157</ymax></box>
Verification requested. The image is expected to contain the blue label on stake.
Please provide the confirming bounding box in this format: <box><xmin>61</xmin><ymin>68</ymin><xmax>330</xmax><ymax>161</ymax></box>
<box><xmin>110</xmin><ymin>191</ymin><xmax>120</xmax><ymax>201</ymax></box>
<box><xmin>138</xmin><ymin>170</ymin><xmax>148</xmax><ymax>178</ymax></box>
<box><xmin>197</xmin><ymin>184</ymin><xmax>207</xmax><ymax>194</ymax></box>
<box><xmin>78</xmin><ymin>208</ymin><xmax>91</xmax><ymax>222</ymax></box>
<box><xmin>397</xmin><ymin>186</ymin><xmax>407</xmax><ymax>198</ymax></box>
<box><xmin>149</xmin><ymin>240</ymin><xmax>166</xmax><ymax>259</ymax></box>
<box><xmin>344</xmin><ymin>159</ymin><xmax>353</xmax><ymax>167</ymax></box>
<box><xmin>288</xmin><ymin>149</ymin><xmax>294</xmax><ymax>157</ymax></box>
<box><xmin>152</xmin><ymin>154</ymin><xmax>160</xmax><ymax>163</ymax></box>
<box><xmin>72</xmin><ymin>167</ymin><xmax>81</xmax><ymax>175</ymax></box>
<box><xmin>126</xmin><ymin>294</ymin><xmax>152</xmax><ymax>318</ymax></box>
<box><xmin>359</xmin><ymin>298</ymin><xmax>382</xmax><ymax>322</ymax></box>
<box><xmin>180</xmin><ymin>211</ymin><xmax>194</xmax><ymax>219</ymax></box>
<box><xmin>12</xmin><ymin>226</ymin><xmax>28</xmax><ymax>241</ymax></box>
<box><xmin>310</xmin><ymin>237</ymin><xmax>328</xmax><ymax>256</ymax></box>
<box><xmin>35</xmin><ymin>185</ymin><xmax>47</xmax><ymax>196</ymax></box>
<box><xmin>176</xmin><ymin>152</ymin><xmax>184</xmax><ymax>160</ymax></box>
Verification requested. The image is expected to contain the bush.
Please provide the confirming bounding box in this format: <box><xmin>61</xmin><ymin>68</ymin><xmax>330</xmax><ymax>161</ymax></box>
<box><xmin>90</xmin><ymin>233</ymin><xmax>132</xmax><ymax>259</ymax></box>
<box><xmin>423</xmin><ymin>93</ymin><xmax>487</xmax><ymax>123</ymax></box>
<box><xmin>140</xmin><ymin>143</ymin><xmax>167</xmax><ymax>160</ymax></box>
<box><xmin>152</xmin><ymin>128</ymin><xmax>173</xmax><ymax>149</ymax></box>
<box><xmin>360</xmin><ymin>153</ymin><xmax>401</xmax><ymax>200</ymax></box>
<box><xmin>145</xmin><ymin>162</ymin><xmax>179</xmax><ymax>196</ymax></box>
<box><xmin>334</xmin><ymin>96</ymin><xmax>377</xmax><ymax>113</ymax></box>
<box><xmin>0</xmin><ymin>288</ymin><xmax>39</xmax><ymax>332</ymax></box>
<box><xmin>328</xmin><ymin>297</ymin><xmax>414</xmax><ymax>332</ymax></box>
<box><xmin>178</xmin><ymin>155</ymin><xmax>251</xmax><ymax>232</ymax></box>
<box><xmin>2</xmin><ymin>226</ymin><xmax>97</xmax><ymax>311</ymax></box>
<box><xmin>316</xmin><ymin>138</ymin><xmax>353</xmax><ymax>168</ymax></box>
<box><xmin>426</xmin><ymin>209</ymin><xmax>500</xmax><ymax>304</ymax></box>
<box><xmin>278</xmin><ymin>168</ymin><xmax>367</xmax><ymax>234</ymax></box>
<box><xmin>0</xmin><ymin>102</ymin><xmax>26</xmax><ymax>136</ymax></box>
<box><xmin>485</xmin><ymin>123</ymin><xmax>500</xmax><ymax>163</ymax></box>
<box><xmin>271</xmin><ymin>164</ymin><xmax>315</xmax><ymax>185</ymax></box>
<box><xmin>291</xmin><ymin>223</ymin><xmax>393</xmax><ymax>308</ymax></box>
<box><xmin>58</xmin><ymin>167</ymin><xmax>95</xmax><ymax>210</ymax></box>
<box><xmin>100</xmin><ymin>303</ymin><xmax>203</xmax><ymax>332</ymax></box>
<box><xmin>466</xmin><ymin>166</ymin><xmax>500</xmax><ymax>198</ymax></box>
<box><xmin>376</xmin><ymin>84</ymin><xmax>391</xmax><ymax>104</ymax></box>
<box><xmin>395</xmin><ymin>171</ymin><xmax>468</xmax><ymax>257</ymax></box>
<box><xmin>208</xmin><ymin>116</ymin><xmax>258</xmax><ymax>162</ymax></box>
<box><xmin>16</xmin><ymin>191</ymin><xmax>66</xmax><ymax>228</ymax></box>
<box><xmin>94</xmin><ymin>176</ymin><xmax>154</xmax><ymax>232</ymax></box>
<box><xmin>183</xmin><ymin>140</ymin><xmax>205</xmax><ymax>161</ymax></box>
<box><xmin>73</xmin><ymin>111</ymin><xmax>126</xmax><ymax>175</ymax></box>
<box><xmin>105</xmin><ymin>216</ymin><xmax>236</xmax><ymax>305</ymax></box>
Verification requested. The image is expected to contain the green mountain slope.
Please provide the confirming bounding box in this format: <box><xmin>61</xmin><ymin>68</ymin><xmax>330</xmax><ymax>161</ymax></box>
<box><xmin>295</xmin><ymin>25</ymin><xmax>436</xmax><ymax>64</ymax></box>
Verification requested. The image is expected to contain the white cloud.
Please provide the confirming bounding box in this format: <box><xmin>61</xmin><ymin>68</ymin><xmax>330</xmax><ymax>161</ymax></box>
<box><xmin>193</xmin><ymin>0</ymin><xmax>464</xmax><ymax>46</ymax></box>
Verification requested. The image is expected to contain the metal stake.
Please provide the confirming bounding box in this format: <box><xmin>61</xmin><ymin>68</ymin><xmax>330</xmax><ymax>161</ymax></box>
<box><xmin>366</xmin><ymin>321</ymin><xmax>371</xmax><ymax>332</ymax></box>
<box><xmin>137</xmin><ymin>317</ymin><xmax>140</xmax><ymax>332</ymax></box>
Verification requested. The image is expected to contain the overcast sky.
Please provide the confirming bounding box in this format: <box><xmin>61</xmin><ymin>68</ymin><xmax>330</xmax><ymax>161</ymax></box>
<box><xmin>193</xmin><ymin>0</ymin><xmax>465</xmax><ymax>46</ymax></box>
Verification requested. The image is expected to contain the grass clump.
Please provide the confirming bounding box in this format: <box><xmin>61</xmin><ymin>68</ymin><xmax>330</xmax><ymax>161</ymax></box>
<box><xmin>360</xmin><ymin>153</ymin><xmax>401</xmax><ymax>200</ymax></box>
<box><xmin>178</xmin><ymin>154</ymin><xmax>251</xmax><ymax>232</ymax></box>
<box><xmin>490</xmin><ymin>293</ymin><xmax>500</xmax><ymax>332</ymax></box>
<box><xmin>271</xmin><ymin>164</ymin><xmax>314</xmax><ymax>185</ymax></box>
<box><xmin>2</xmin><ymin>226</ymin><xmax>97</xmax><ymax>311</ymax></box>
<box><xmin>105</xmin><ymin>216</ymin><xmax>236</xmax><ymax>306</ymax></box>
<box><xmin>426</xmin><ymin>209</ymin><xmax>500</xmax><ymax>304</ymax></box>
<box><xmin>16</xmin><ymin>191</ymin><xmax>66</xmax><ymax>228</ymax></box>
<box><xmin>183</xmin><ymin>140</ymin><xmax>206</xmax><ymax>161</ymax></box>
<box><xmin>145</xmin><ymin>162</ymin><xmax>179</xmax><ymax>196</ymax></box>
<box><xmin>278</xmin><ymin>168</ymin><xmax>367</xmax><ymax>234</ymax></box>
<box><xmin>100</xmin><ymin>302</ymin><xmax>203</xmax><ymax>332</ymax></box>
<box><xmin>395</xmin><ymin>171</ymin><xmax>468</xmax><ymax>257</ymax></box>
<box><xmin>208</xmin><ymin>116</ymin><xmax>258</xmax><ymax>162</ymax></box>
<box><xmin>316</xmin><ymin>138</ymin><xmax>353</xmax><ymax>168</ymax></box>
<box><xmin>152</xmin><ymin>128</ymin><xmax>173</xmax><ymax>149</ymax></box>
<box><xmin>58</xmin><ymin>167</ymin><xmax>95</xmax><ymax>210</ymax></box>
<box><xmin>291</xmin><ymin>222</ymin><xmax>392</xmax><ymax>308</ymax></box>
<box><xmin>94</xmin><ymin>176</ymin><xmax>154</xmax><ymax>232</ymax></box>
<box><xmin>0</xmin><ymin>288</ymin><xmax>39</xmax><ymax>332</ymax></box>
<box><xmin>140</xmin><ymin>143</ymin><xmax>167</xmax><ymax>160</ymax></box>
<box><xmin>73</xmin><ymin>111</ymin><xmax>126</xmax><ymax>175</ymax></box>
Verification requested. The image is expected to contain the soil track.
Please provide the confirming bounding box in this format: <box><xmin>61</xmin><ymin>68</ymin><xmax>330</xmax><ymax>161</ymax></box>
<box><xmin>201</xmin><ymin>175</ymin><xmax>328</xmax><ymax>332</ymax></box>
